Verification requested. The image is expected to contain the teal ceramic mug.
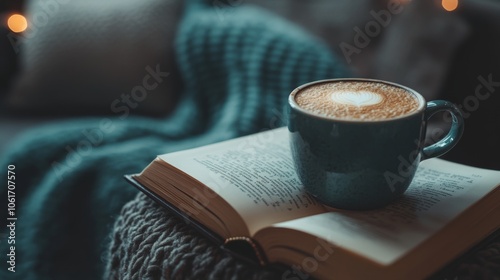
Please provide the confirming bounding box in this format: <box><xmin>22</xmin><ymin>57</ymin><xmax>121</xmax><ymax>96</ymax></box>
<box><xmin>288</xmin><ymin>78</ymin><xmax>464</xmax><ymax>210</ymax></box>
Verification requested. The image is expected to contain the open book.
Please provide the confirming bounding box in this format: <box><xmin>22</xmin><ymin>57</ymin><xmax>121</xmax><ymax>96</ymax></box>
<box><xmin>128</xmin><ymin>127</ymin><xmax>500</xmax><ymax>280</ymax></box>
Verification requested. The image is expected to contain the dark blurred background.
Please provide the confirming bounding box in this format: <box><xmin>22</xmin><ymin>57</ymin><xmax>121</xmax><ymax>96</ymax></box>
<box><xmin>1</xmin><ymin>0</ymin><xmax>499</xmax><ymax>169</ymax></box>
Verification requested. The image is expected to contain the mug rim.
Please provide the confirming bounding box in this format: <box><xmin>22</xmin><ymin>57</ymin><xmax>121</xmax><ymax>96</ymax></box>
<box><xmin>289</xmin><ymin>78</ymin><xmax>427</xmax><ymax>123</ymax></box>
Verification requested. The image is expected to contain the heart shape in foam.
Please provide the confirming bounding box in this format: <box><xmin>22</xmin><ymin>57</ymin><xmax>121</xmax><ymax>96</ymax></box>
<box><xmin>330</xmin><ymin>91</ymin><xmax>383</xmax><ymax>107</ymax></box>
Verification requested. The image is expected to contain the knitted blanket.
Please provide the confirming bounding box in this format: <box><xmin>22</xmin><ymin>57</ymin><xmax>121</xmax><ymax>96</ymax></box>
<box><xmin>106</xmin><ymin>193</ymin><xmax>280</xmax><ymax>279</ymax></box>
<box><xmin>0</xmin><ymin>1</ymin><xmax>348</xmax><ymax>279</ymax></box>
<box><xmin>108</xmin><ymin>193</ymin><xmax>500</xmax><ymax>280</ymax></box>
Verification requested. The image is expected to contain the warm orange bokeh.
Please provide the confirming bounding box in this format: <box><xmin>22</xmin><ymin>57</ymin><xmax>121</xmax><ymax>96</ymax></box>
<box><xmin>442</xmin><ymin>0</ymin><xmax>458</xmax><ymax>11</ymax></box>
<box><xmin>7</xmin><ymin>14</ymin><xmax>28</xmax><ymax>33</ymax></box>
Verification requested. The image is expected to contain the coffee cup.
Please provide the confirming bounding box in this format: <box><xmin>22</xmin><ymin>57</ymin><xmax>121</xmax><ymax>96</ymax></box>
<box><xmin>288</xmin><ymin>78</ymin><xmax>464</xmax><ymax>210</ymax></box>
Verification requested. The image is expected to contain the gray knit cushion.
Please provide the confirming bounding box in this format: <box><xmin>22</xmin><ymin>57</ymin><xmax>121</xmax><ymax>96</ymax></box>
<box><xmin>105</xmin><ymin>193</ymin><xmax>279</xmax><ymax>280</ymax></box>
<box><xmin>105</xmin><ymin>193</ymin><xmax>500</xmax><ymax>280</ymax></box>
<box><xmin>6</xmin><ymin>0</ymin><xmax>183</xmax><ymax>116</ymax></box>
<box><xmin>106</xmin><ymin>193</ymin><xmax>500</xmax><ymax>279</ymax></box>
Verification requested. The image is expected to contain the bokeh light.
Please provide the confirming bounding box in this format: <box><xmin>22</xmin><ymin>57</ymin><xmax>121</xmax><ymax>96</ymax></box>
<box><xmin>442</xmin><ymin>0</ymin><xmax>458</xmax><ymax>12</ymax></box>
<box><xmin>7</xmin><ymin>14</ymin><xmax>28</xmax><ymax>33</ymax></box>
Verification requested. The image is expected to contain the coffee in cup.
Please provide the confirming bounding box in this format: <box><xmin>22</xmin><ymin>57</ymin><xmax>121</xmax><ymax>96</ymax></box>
<box><xmin>294</xmin><ymin>80</ymin><xmax>420</xmax><ymax>121</ymax></box>
<box><xmin>288</xmin><ymin>78</ymin><xmax>464</xmax><ymax>210</ymax></box>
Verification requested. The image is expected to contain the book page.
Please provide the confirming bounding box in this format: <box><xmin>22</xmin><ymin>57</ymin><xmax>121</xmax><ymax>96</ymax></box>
<box><xmin>267</xmin><ymin>159</ymin><xmax>500</xmax><ymax>265</ymax></box>
<box><xmin>159</xmin><ymin>127</ymin><xmax>326</xmax><ymax>236</ymax></box>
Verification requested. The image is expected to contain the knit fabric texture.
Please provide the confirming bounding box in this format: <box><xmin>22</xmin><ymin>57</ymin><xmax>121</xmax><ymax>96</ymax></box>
<box><xmin>0</xmin><ymin>1</ymin><xmax>349</xmax><ymax>279</ymax></box>
<box><xmin>105</xmin><ymin>192</ymin><xmax>280</xmax><ymax>280</ymax></box>
<box><xmin>107</xmin><ymin>194</ymin><xmax>500</xmax><ymax>280</ymax></box>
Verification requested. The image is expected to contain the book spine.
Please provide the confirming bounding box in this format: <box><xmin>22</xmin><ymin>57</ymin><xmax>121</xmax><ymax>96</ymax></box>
<box><xmin>224</xmin><ymin>236</ymin><xmax>268</xmax><ymax>266</ymax></box>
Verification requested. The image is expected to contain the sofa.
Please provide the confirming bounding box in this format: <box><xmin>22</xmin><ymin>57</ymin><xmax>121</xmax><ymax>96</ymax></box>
<box><xmin>2</xmin><ymin>0</ymin><xmax>499</xmax><ymax>169</ymax></box>
<box><xmin>0</xmin><ymin>0</ymin><xmax>499</xmax><ymax>279</ymax></box>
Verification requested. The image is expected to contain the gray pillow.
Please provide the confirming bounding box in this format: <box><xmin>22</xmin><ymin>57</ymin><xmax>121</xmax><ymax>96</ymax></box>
<box><xmin>6</xmin><ymin>0</ymin><xmax>183</xmax><ymax>116</ymax></box>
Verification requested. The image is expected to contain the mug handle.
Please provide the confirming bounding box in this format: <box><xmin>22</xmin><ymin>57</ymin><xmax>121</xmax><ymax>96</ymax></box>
<box><xmin>422</xmin><ymin>100</ymin><xmax>465</xmax><ymax>160</ymax></box>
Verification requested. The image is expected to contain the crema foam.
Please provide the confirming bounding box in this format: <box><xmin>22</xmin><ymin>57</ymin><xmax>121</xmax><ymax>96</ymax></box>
<box><xmin>294</xmin><ymin>81</ymin><xmax>420</xmax><ymax>120</ymax></box>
